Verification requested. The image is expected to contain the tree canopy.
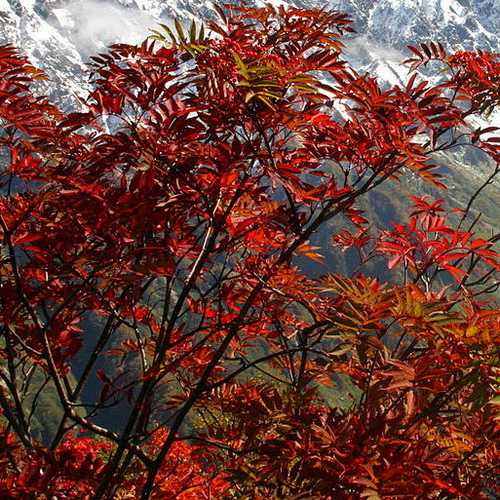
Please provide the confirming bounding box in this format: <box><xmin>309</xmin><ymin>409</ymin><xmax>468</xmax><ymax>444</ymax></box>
<box><xmin>0</xmin><ymin>4</ymin><xmax>498</xmax><ymax>499</ymax></box>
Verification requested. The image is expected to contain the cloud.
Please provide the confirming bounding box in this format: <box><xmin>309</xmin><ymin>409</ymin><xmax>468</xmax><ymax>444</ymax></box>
<box><xmin>344</xmin><ymin>34</ymin><xmax>407</xmax><ymax>65</ymax></box>
<box><xmin>60</xmin><ymin>0</ymin><xmax>157</xmax><ymax>57</ymax></box>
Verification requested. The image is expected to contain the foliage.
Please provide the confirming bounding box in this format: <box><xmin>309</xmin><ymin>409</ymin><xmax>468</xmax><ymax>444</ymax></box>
<box><xmin>0</xmin><ymin>4</ymin><xmax>498</xmax><ymax>499</ymax></box>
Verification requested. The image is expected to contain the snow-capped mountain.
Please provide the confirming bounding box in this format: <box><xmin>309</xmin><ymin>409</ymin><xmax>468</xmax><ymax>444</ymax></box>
<box><xmin>0</xmin><ymin>0</ymin><xmax>498</xmax><ymax>108</ymax></box>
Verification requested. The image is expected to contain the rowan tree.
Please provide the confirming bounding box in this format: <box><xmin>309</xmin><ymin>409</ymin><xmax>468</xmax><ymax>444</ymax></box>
<box><xmin>0</xmin><ymin>4</ymin><xmax>498</xmax><ymax>499</ymax></box>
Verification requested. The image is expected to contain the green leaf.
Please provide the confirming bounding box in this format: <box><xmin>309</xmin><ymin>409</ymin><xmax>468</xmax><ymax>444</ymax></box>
<box><xmin>175</xmin><ymin>18</ymin><xmax>186</xmax><ymax>44</ymax></box>
<box><xmin>189</xmin><ymin>19</ymin><xmax>197</xmax><ymax>43</ymax></box>
<box><xmin>149</xmin><ymin>30</ymin><xmax>166</xmax><ymax>42</ymax></box>
<box><xmin>256</xmin><ymin>94</ymin><xmax>277</xmax><ymax>110</ymax></box>
<box><xmin>244</xmin><ymin>91</ymin><xmax>255</xmax><ymax>103</ymax></box>
<box><xmin>232</xmin><ymin>52</ymin><xmax>249</xmax><ymax>80</ymax></box>
<box><xmin>159</xmin><ymin>23</ymin><xmax>177</xmax><ymax>45</ymax></box>
<box><xmin>489</xmin><ymin>395</ymin><xmax>500</xmax><ymax>406</ymax></box>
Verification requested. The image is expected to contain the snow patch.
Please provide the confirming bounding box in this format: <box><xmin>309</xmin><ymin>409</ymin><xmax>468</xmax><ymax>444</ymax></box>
<box><xmin>52</xmin><ymin>8</ymin><xmax>76</xmax><ymax>31</ymax></box>
<box><xmin>440</xmin><ymin>0</ymin><xmax>467</xmax><ymax>23</ymax></box>
<box><xmin>0</xmin><ymin>0</ymin><xmax>12</xmax><ymax>13</ymax></box>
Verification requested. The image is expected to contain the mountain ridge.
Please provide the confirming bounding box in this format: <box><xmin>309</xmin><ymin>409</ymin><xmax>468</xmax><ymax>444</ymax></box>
<box><xmin>1</xmin><ymin>0</ymin><xmax>498</xmax><ymax>109</ymax></box>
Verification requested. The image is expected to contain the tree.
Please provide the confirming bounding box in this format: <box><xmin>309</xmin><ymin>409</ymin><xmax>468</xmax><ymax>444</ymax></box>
<box><xmin>0</xmin><ymin>4</ymin><xmax>498</xmax><ymax>498</ymax></box>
